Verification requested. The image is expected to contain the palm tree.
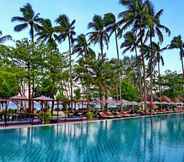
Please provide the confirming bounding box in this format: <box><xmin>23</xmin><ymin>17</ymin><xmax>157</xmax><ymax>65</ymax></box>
<box><xmin>11</xmin><ymin>3</ymin><xmax>42</xmax><ymax>43</ymax></box>
<box><xmin>118</xmin><ymin>0</ymin><xmax>149</xmax><ymax>109</ymax></box>
<box><xmin>55</xmin><ymin>14</ymin><xmax>76</xmax><ymax>101</ymax></box>
<box><xmin>12</xmin><ymin>3</ymin><xmax>42</xmax><ymax>111</ymax></box>
<box><xmin>73</xmin><ymin>34</ymin><xmax>91</xmax><ymax>57</ymax></box>
<box><xmin>104</xmin><ymin>12</ymin><xmax>122</xmax><ymax>100</ymax></box>
<box><xmin>88</xmin><ymin>15</ymin><xmax>109</xmax><ymax>60</ymax></box>
<box><xmin>36</xmin><ymin>19</ymin><xmax>57</xmax><ymax>49</ymax></box>
<box><xmin>151</xmin><ymin>42</ymin><xmax>168</xmax><ymax>96</ymax></box>
<box><xmin>121</xmin><ymin>31</ymin><xmax>142</xmax><ymax>95</ymax></box>
<box><xmin>144</xmin><ymin>1</ymin><xmax>170</xmax><ymax>104</ymax></box>
<box><xmin>143</xmin><ymin>42</ymin><xmax>168</xmax><ymax>97</ymax></box>
<box><xmin>73</xmin><ymin>34</ymin><xmax>92</xmax><ymax>99</ymax></box>
<box><xmin>0</xmin><ymin>31</ymin><xmax>11</xmax><ymax>43</ymax></box>
<box><xmin>169</xmin><ymin>35</ymin><xmax>184</xmax><ymax>78</ymax></box>
<box><xmin>144</xmin><ymin>8</ymin><xmax>171</xmax><ymax>44</ymax></box>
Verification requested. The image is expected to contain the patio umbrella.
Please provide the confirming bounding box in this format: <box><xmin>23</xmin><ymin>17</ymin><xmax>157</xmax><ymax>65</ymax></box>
<box><xmin>11</xmin><ymin>95</ymin><xmax>28</xmax><ymax>100</ymax></box>
<box><xmin>10</xmin><ymin>95</ymin><xmax>28</xmax><ymax>110</ymax></box>
<box><xmin>34</xmin><ymin>96</ymin><xmax>54</xmax><ymax>110</ymax></box>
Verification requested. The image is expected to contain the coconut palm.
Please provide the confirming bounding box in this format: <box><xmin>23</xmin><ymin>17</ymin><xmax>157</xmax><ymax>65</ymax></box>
<box><xmin>118</xmin><ymin>0</ymin><xmax>150</xmax><ymax>109</ymax></box>
<box><xmin>151</xmin><ymin>43</ymin><xmax>168</xmax><ymax>96</ymax></box>
<box><xmin>103</xmin><ymin>12</ymin><xmax>122</xmax><ymax>100</ymax></box>
<box><xmin>121</xmin><ymin>31</ymin><xmax>142</xmax><ymax>94</ymax></box>
<box><xmin>36</xmin><ymin>19</ymin><xmax>57</xmax><ymax>49</ymax></box>
<box><xmin>169</xmin><ymin>36</ymin><xmax>184</xmax><ymax>78</ymax></box>
<box><xmin>143</xmin><ymin>42</ymin><xmax>168</xmax><ymax>96</ymax></box>
<box><xmin>88</xmin><ymin>15</ymin><xmax>109</xmax><ymax>60</ymax></box>
<box><xmin>73</xmin><ymin>34</ymin><xmax>92</xmax><ymax>57</ymax></box>
<box><xmin>12</xmin><ymin>3</ymin><xmax>42</xmax><ymax>111</ymax></box>
<box><xmin>144</xmin><ymin>8</ymin><xmax>171</xmax><ymax>44</ymax></box>
<box><xmin>11</xmin><ymin>3</ymin><xmax>42</xmax><ymax>43</ymax></box>
<box><xmin>55</xmin><ymin>14</ymin><xmax>76</xmax><ymax>101</ymax></box>
<box><xmin>73</xmin><ymin>34</ymin><xmax>93</xmax><ymax>98</ymax></box>
<box><xmin>144</xmin><ymin>1</ymin><xmax>170</xmax><ymax>104</ymax></box>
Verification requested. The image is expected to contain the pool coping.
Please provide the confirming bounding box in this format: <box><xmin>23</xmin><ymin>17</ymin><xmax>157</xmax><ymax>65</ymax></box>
<box><xmin>0</xmin><ymin>112</ymin><xmax>184</xmax><ymax>130</ymax></box>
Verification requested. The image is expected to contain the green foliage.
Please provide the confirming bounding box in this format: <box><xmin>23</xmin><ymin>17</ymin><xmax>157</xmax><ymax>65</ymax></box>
<box><xmin>86</xmin><ymin>111</ymin><xmax>94</xmax><ymax>120</ymax></box>
<box><xmin>161</xmin><ymin>71</ymin><xmax>184</xmax><ymax>98</ymax></box>
<box><xmin>74</xmin><ymin>89</ymin><xmax>81</xmax><ymax>100</ymax></box>
<box><xmin>38</xmin><ymin>111</ymin><xmax>51</xmax><ymax>124</ymax></box>
<box><xmin>121</xmin><ymin>80</ymin><xmax>139</xmax><ymax>101</ymax></box>
<box><xmin>0</xmin><ymin>70</ymin><xmax>19</xmax><ymax>98</ymax></box>
<box><xmin>55</xmin><ymin>91</ymin><xmax>67</xmax><ymax>100</ymax></box>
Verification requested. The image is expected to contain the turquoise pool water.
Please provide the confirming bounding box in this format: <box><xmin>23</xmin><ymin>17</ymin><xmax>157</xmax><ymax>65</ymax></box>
<box><xmin>0</xmin><ymin>114</ymin><xmax>184</xmax><ymax>162</ymax></box>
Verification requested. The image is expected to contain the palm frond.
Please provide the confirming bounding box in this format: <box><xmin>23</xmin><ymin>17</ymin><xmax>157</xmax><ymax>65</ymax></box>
<box><xmin>11</xmin><ymin>16</ymin><xmax>26</xmax><ymax>22</ymax></box>
<box><xmin>14</xmin><ymin>23</ymin><xmax>28</xmax><ymax>32</ymax></box>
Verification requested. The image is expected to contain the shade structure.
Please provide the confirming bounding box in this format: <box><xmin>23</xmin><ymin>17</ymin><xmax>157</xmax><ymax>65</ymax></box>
<box><xmin>34</xmin><ymin>96</ymin><xmax>54</xmax><ymax>101</ymax></box>
<box><xmin>34</xmin><ymin>96</ymin><xmax>54</xmax><ymax>110</ymax></box>
<box><xmin>172</xmin><ymin>97</ymin><xmax>181</xmax><ymax>103</ymax></box>
<box><xmin>93</xmin><ymin>99</ymin><xmax>129</xmax><ymax>105</ymax></box>
<box><xmin>177</xmin><ymin>96</ymin><xmax>184</xmax><ymax>102</ymax></box>
<box><xmin>159</xmin><ymin>96</ymin><xmax>172</xmax><ymax>103</ymax></box>
<box><xmin>11</xmin><ymin>95</ymin><xmax>28</xmax><ymax>100</ymax></box>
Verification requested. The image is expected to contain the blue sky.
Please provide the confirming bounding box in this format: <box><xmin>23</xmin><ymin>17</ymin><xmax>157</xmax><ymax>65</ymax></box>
<box><xmin>0</xmin><ymin>0</ymin><xmax>183</xmax><ymax>73</ymax></box>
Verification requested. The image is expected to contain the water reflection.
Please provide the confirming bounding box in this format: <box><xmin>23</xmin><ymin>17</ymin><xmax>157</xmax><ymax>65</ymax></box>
<box><xmin>0</xmin><ymin>114</ymin><xmax>184</xmax><ymax>162</ymax></box>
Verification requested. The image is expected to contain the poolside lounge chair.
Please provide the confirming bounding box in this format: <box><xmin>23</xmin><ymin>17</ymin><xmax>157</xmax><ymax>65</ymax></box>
<box><xmin>120</xmin><ymin>111</ymin><xmax>132</xmax><ymax>117</ymax></box>
<box><xmin>99</xmin><ymin>112</ymin><xmax>114</xmax><ymax>119</ymax></box>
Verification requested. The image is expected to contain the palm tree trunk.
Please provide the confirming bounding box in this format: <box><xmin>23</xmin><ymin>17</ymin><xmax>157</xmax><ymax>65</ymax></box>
<box><xmin>28</xmin><ymin>25</ymin><xmax>34</xmax><ymax>112</ymax></box>
<box><xmin>115</xmin><ymin>29</ymin><xmax>121</xmax><ymax>101</ymax></box>
<box><xmin>140</xmin><ymin>31</ymin><xmax>147</xmax><ymax>111</ymax></box>
<box><xmin>27</xmin><ymin>62</ymin><xmax>32</xmax><ymax>111</ymax></box>
<box><xmin>135</xmin><ymin>46</ymin><xmax>142</xmax><ymax>97</ymax></box>
<box><xmin>99</xmin><ymin>37</ymin><xmax>104</xmax><ymax>110</ymax></box>
<box><xmin>150</xmin><ymin>36</ymin><xmax>153</xmax><ymax>113</ymax></box>
<box><xmin>180</xmin><ymin>53</ymin><xmax>184</xmax><ymax>78</ymax></box>
<box><xmin>100</xmin><ymin>37</ymin><xmax>104</xmax><ymax>60</ymax></box>
<box><xmin>68</xmin><ymin>35</ymin><xmax>73</xmax><ymax>108</ymax></box>
<box><xmin>158</xmin><ymin>61</ymin><xmax>162</xmax><ymax>97</ymax></box>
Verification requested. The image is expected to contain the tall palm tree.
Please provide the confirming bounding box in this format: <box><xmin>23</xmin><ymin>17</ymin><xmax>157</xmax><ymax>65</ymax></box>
<box><xmin>118</xmin><ymin>0</ymin><xmax>149</xmax><ymax>109</ymax></box>
<box><xmin>12</xmin><ymin>3</ymin><xmax>42</xmax><ymax>111</ymax></box>
<box><xmin>55</xmin><ymin>14</ymin><xmax>76</xmax><ymax>101</ymax></box>
<box><xmin>151</xmin><ymin>42</ymin><xmax>168</xmax><ymax>96</ymax></box>
<box><xmin>73</xmin><ymin>34</ymin><xmax>92</xmax><ymax>99</ymax></box>
<box><xmin>143</xmin><ymin>42</ymin><xmax>168</xmax><ymax>97</ymax></box>
<box><xmin>169</xmin><ymin>35</ymin><xmax>184</xmax><ymax>78</ymax></box>
<box><xmin>88</xmin><ymin>15</ymin><xmax>109</xmax><ymax>61</ymax></box>
<box><xmin>121</xmin><ymin>31</ymin><xmax>142</xmax><ymax>94</ymax></box>
<box><xmin>103</xmin><ymin>12</ymin><xmax>122</xmax><ymax>100</ymax></box>
<box><xmin>144</xmin><ymin>1</ymin><xmax>170</xmax><ymax>104</ymax></box>
<box><xmin>36</xmin><ymin>19</ymin><xmax>57</xmax><ymax>49</ymax></box>
<box><xmin>11</xmin><ymin>3</ymin><xmax>42</xmax><ymax>43</ymax></box>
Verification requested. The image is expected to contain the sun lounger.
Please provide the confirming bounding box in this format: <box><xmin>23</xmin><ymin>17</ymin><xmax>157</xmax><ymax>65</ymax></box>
<box><xmin>120</xmin><ymin>111</ymin><xmax>132</xmax><ymax>117</ymax></box>
<box><xmin>99</xmin><ymin>112</ymin><xmax>114</xmax><ymax>119</ymax></box>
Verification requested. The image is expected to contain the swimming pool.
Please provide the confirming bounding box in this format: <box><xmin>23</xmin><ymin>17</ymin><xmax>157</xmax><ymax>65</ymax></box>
<box><xmin>0</xmin><ymin>114</ymin><xmax>184</xmax><ymax>162</ymax></box>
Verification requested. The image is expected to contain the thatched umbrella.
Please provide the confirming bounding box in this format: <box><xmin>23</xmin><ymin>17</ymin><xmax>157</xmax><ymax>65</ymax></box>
<box><xmin>172</xmin><ymin>97</ymin><xmax>181</xmax><ymax>103</ymax></box>
<box><xmin>177</xmin><ymin>96</ymin><xmax>184</xmax><ymax>102</ymax></box>
<box><xmin>159</xmin><ymin>96</ymin><xmax>172</xmax><ymax>103</ymax></box>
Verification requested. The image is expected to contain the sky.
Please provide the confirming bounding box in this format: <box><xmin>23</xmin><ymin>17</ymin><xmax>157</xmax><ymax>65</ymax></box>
<box><xmin>0</xmin><ymin>0</ymin><xmax>183</xmax><ymax>73</ymax></box>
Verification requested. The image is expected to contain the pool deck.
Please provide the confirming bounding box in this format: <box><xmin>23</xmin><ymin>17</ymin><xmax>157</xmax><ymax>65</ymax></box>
<box><xmin>0</xmin><ymin>112</ymin><xmax>184</xmax><ymax>130</ymax></box>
